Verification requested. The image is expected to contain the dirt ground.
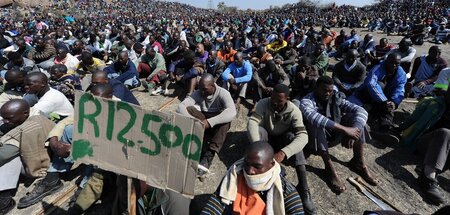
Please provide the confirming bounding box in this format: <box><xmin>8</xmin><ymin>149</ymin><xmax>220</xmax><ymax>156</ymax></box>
<box><xmin>8</xmin><ymin>28</ymin><xmax>450</xmax><ymax>215</ymax></box>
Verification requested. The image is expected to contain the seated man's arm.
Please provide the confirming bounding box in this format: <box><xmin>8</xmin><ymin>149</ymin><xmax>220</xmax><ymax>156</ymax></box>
<box><xmin>424</xmin><ymin>60</ymin><xmax>448</xmax><ymax>85</ymax></box>
<box><xmin>221</xmin><ymin>65</ymin><xmax>232</xmax><ymax>82</ymax></box>
<box><xmin>389</xmin><ymin>71</ymin><xmax>407</xmax><ymax>107</ymax></box>
<box><xmin>299</xmin><ymin>98</ymin><xmax>336</xmax><ymax>130</ymax></box>
<box><xmin>247</xmin><ymin>101</ymin><xmax>265</xmax><ymax>143</ymax></box>
<box><xmin>252</xmin><ymin>69</ymin><xmax>266</xmax><ymax>88</ymax></box>
<box><xmin>47</xmin><ymin>115</ymin><xmax>75</xmax><ymax>140</ymax></box>
<box><xmin>277</xmin><ymin>68</ymin><xmax>290</xmax><ymax>86</ymax></box>
<box><xmin>339</xmin><ymin>100</ymin><xmax>368</xmax><ymax>131</ymax></box>
<box><xmin>182</xmin><ymin>67</ymin><xmax>199</xmax><ymax>81</ymax></box>
<box><xmin>409</xmin><ymin>57</ymin><xmax>422</xmax><ymax>82</ymax></box>
<box><xmin>282</xmin><ymin>49</ymin><xmax>297</xmax><ymax>65</ymax></box>
<box><xmin>206</xmin><ymin>91</ymin><xmax>237</xmax><ymax>127</ymax></box>
<box><xmin>401</xmin><ymin>48</ymin><xmax>416</xmax><ymax>63</ymax></box>
<box><xmin>351</xmin><ymin>65</ymin><xmax>367</xmax><ymax>90</ymax></box>
<box><xmin>366</xmin><ymin>69</ymin><xmax>388</xmax><ymax>103</ymax></box>
<box><xmin>314</xmin><ymin>54</ymin><xmax>329</xmax><ymax>71</ymax></box>
<box><xmin>234</xmin><ymin>62</ymin><xmax>253</xmax><ymax>84</ymax></box>
<box><xmin>282</xmin><ymin>108</ymin><xmax>308</xmax><ymax>159</ymax></box>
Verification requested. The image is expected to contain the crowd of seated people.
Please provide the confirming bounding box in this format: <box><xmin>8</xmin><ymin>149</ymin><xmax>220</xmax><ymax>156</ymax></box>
<box><xmin>0</xmin><ymin>0</ymin><xmax>450</xmax><ymax>214</ymax></box>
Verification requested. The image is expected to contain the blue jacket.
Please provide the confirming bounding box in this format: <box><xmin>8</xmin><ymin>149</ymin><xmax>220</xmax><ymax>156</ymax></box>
<box><xmin>358</xmin><ymin>61</ymin><xmax>407</xmax><ymax>106</ymax></box>
<box><xmin>221</xmin><ymin>60</ymin><xmax>253</xmax><ymax>84</ymax></box>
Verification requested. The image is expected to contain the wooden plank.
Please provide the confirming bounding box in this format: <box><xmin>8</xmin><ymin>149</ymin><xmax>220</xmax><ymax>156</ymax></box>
<box><xmin>34</xmin><ymin>184</ymin><xmax>77</xmax><ymax>215</ymax></box>
<box><xmin>157</xmin><ymin>97</ymin><xmax>179</xmax><ymax>111</ymax></box>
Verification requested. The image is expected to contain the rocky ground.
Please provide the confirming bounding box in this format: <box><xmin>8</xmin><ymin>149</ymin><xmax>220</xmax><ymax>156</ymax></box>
<box><xmin>8</xmin><ymin>28</ymin><xmax>450</xmax><ymax>215</ymax></box>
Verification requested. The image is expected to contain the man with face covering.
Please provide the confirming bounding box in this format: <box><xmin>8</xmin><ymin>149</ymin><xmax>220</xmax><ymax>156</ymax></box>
<box><xmin>0</xmin><ymin>99</ymin><xmax>55</xmax><ymax>213</ymax></box>
<box><xmin>177</xmin><ymin>73</ymin><xmax>236</xmax><ymax>180</ymax></box>
<box><xmin>104</xmin><ymin>51</ymin><xmax>140</xmax><ymax>89</ymax></box>
<box><xmin>247</xmin><ymin>84</ymin><xmax>316</xmax><ymax>215</ymax></box>
<box><xmin>300</xmin><ymin>76</ymin><xmax>379</xmax><ymax>194</ymax></box>
<box><xmin>200</xmin><ymin>141</ymin><xmax>304</xmax><ymax>215</ymax></box>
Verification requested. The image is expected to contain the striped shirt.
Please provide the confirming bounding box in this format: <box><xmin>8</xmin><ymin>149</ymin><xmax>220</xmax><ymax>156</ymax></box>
<box><xmin>300</xmin><ymin>92</ymin><xmax>368</xmax><ymax>131</ymax></box>
<box><xmin>200</xmin><ymin>176</ymin><xmax>304</xmax><ymax>215</ymax></box>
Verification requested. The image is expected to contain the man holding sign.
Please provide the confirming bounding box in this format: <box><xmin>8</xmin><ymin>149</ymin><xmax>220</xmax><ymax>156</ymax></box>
<box><xmin>177</xmin><ymin>73</ymin><xmax>237</xmax><ymax>180</ymax></box>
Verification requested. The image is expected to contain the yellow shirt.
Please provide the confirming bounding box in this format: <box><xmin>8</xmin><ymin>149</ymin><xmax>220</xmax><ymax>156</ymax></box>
<box><xmin>73</xmin><ymin>58</ymin><xmax>106</xmax><ymax>75</ymax></box>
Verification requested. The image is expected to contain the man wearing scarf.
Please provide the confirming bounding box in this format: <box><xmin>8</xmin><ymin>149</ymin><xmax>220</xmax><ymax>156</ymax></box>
<box><xmin>201</xmin><ymin>141</ymin><xmax>304</xmax><ymax>215</ymax></box>
<box><xmin>300</xmin><ymin>76</ymin><xmax>379</xmax><ymax>194</ymax></box>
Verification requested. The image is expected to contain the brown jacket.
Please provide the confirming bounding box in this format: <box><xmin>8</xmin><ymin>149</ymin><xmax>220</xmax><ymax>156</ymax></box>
<box><xmin>1</xmin><ymin>115</ymin><xmax>55</xmax><ymax>178</ymax></box>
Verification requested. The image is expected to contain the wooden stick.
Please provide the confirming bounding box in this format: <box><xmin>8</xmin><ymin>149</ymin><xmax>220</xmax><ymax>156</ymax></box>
<box><xmin>157</xmin><ymin>96</ymin><xmax>179</xmax><ymax>111</ymax></box>
<box><xmin>35</xmin><ymin>184</ymin><xmax>77</xmax><ymax>215</ymax></box>
<box><xmin>129</xmin><ymin>182</ymin><xmax>137</xmax><ymax>215</ymax></box>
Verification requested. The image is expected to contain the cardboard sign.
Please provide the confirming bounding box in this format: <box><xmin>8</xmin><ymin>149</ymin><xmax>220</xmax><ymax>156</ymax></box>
<box><xmin>73</xmin><ymin>92</ymin><xmax>204</xmax><ymax>198</ymax></box>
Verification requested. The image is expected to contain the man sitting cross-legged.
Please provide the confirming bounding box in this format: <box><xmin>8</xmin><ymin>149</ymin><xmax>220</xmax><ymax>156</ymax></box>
<box><xmin>177</xmin><ymin>73</ymin><xmax>236</xmax><ymax>180</ymax></box>
<box><xmin>247</xmin><ymin>84</ymin><xmax>316</xmax><ymax>215</ymax></box>
<box><xmin>300</xmin><ymin>76</ymin><xmax>379</xmax><ymax>194</ymax></box>
<box><xmin>200</xmin><ymin>141</ymin><xmax>304</xmax><ymax>215</ymax></box>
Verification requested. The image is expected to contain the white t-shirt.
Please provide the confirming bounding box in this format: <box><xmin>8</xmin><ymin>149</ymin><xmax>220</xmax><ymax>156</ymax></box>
<box><xmin>32</xmin><ymin>88</ymin><xmax>74</xmax><ymax>117</ymax></box>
